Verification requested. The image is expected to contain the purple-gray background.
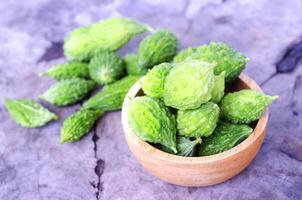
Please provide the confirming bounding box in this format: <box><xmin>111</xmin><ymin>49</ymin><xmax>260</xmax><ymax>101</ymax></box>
<box><xmin>0</xmin><ymin>0</ymin><xmax>302</xmax><ymax>199</ymax></box>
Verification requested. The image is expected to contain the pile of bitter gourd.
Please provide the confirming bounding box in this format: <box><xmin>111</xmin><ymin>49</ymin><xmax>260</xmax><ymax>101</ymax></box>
<box><xmin>4</xmin><ymin>18</ymin><xmax>277</xmax><ymax>154</ymax></box>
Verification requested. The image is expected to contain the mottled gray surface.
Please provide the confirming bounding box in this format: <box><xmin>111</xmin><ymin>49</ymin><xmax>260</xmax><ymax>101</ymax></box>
<box><xmin>0</xmin><ymin>0</ymin><xmax>302</xmax><ymax>200</ymax></box>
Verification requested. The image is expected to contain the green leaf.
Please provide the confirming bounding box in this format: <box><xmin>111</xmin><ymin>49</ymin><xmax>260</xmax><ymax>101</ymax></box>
<box><xmin>177</xmin><ymin>137</ymin><xmax>202</xmax><ymax>157</ymax></box>
<box><xmin>4</xmin><ymin>98</ymin><xmax>57</xmax><ymax>128</ymax></box>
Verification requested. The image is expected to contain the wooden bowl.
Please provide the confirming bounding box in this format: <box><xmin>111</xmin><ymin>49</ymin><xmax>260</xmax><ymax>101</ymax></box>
<box><xmin>121</xmin><ymin>74</ymin><xmax>268</xmax><ymax>187</ymax></box>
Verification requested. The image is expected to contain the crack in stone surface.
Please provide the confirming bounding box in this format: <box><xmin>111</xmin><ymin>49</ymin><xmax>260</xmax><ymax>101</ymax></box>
<box><xmin>37</xmin><ymin>41</ymin><xmax>64</xmax><ymax>63</ymax></box>
<box><xmin>261</xmin><ymin>38</ymin><xmax>302</xmax><ymax>86</ymax></box>
<box><xmin>276</xmin><ymin>39</ymin><xmax>302</xmax><ymax>73</ymax></box>
<box><xmin>91</xmin><ymin>123</ymin><xmax>105</xmax><ymax>200</ymax></box>
<box><xmin>279</xmin><ymin>149</ymin><xmax>302</xmax><ymax>162</ymax></box>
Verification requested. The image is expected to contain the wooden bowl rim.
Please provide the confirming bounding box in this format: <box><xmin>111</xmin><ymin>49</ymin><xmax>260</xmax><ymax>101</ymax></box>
<box><xmin>122</xmin><ymin>74</ymin><xmax>268</xmax><ymax>164</ymax></box>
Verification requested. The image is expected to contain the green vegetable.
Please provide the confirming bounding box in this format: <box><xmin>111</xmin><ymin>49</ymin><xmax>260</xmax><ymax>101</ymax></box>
<box><xmin>4</xmin><ymin>98</ymin><xmax>57</xmax><ymax>128</ymax></box>
<box><xmin>191</xmin><ymin>42</ymin><xmax>248</xmax><ymax>83</ymax></box>
<box><xmin>124</xmin><ymin>54</ymin><xmax>145</xmax><ymax>75</ymax></box>
<box><xmin>220</xmin><ymin>90</ymin><xmax>278</xmax><ymax>124</ymax></box>
<box><xmin>82</xmin><ymin>76</ymin><xmax>140</xmax><ymax>111</ymax></box>
<box><xmin>173</xmin><ymin>47</ymin><xmax>197</xmax><ymax>63</ymax></box>
<box><xmin>199</xmin><ymin>122</ymin><xmax>253</xmax><ymax>156</ymax></box>
<box><xmin>61</xmin><ymin>109</ymin><xmax>104</xmax><ymax>143</ymax></box>
<box><xmin>177</xmin><ymin>102</ymin><xmax>220</xmax><ymax>138</ymax></box>
<box><xmin>138</xmin><ymin>30</ymin><xmax>178</xmax><ymax>71</ymax></box>
<box><xmin>164</xmin><ymin>60</ymin><xmax>215</xmax><ymax>110</ymax></box>
<box><xmin>128</xmin><ymin>96</ymin><xmax>177</xmax><ymax>153</ymax></box>
<box><xmin>177</xmin><ymin>136</ymin><xmax>202</xmax><ymax>157</ymax></box>
<box><xmin>89</xmin><ymin>51</ymin><xmax>125</xmax><ymax>85</ymax></box>
<box><xmin>64</xmin><ymin>18</ymin><xmax>148</xmax><ymax>61</ymax></box>
<box><xmin>40</xmin><ymin>78</ymin><xmax>96</xmax><ymax>106</ymax></box>
<box><xmin>142</xmin><ymin>63</ymin><xmax>172</xmax><ymax>98</ymax></box>
<box><xmin>43</xmin><ymin>62</ymin><xmax>90</xmax><ymax>80</ymax></box>
<box><xmin>210</xmin><ymin>71</ymin><xmax>225</xmax><ymax>103</ymax></box>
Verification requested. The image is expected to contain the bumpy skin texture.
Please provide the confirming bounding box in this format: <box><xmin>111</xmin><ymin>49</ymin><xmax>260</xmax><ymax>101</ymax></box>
<box><xmin>83</xmin><ymin>76</ymin><xmax>140</xmax><ymax>111</ymax></box>
<box><xmin>128</xmin><ymin>96</ymin><xmax>177</xmax><ymax>153</ymax></box>
<box><xmin>124</xmin><ymin>54</ymin><xmax>146</xmax><ymax>75</ymax></box>
<box><xmin>193</xmin><ymin>42</ymin><xmax>248</xmax><ymax>83</ymax></box>
<box><xmin>40</xmin><ymin>78</ymin><xmax>96</xmax><ymax>106</ymax></box>
<box><xmin>177</xmin><ymin>102</ymin><xmax>220</xmax><ymax>137</ymax></box>
<box><xmin>176</xmin><ymin>137</ymin><xmax>202</xmax><ymax>157</ymax></box>
<box><xmin>61</xmin><ymin>109</ymin><xmax>104</xmax><ymax>143</ymax></box>
<box><xmin>89</xmin><ymin>51</ymin><xmax>125</xmax><ymax>85</ymax></box>
<box><xmin>211</xmin><ymin>71</ymin><xmax>225</xmax><ymax>103</ymax></box>
<box><xmin>64</xmin><ymin>18</ymin><xmax>147</xmax><ymax>61</ymax></box>
<box><xmin>173</xmin><ymin>47</ymin><xmax>197</xmax><ymax>63</ymax></box>
<box><xmin>142</xmin><ymin>63</ymin><xmax>172</xmax><ymax>98</ymax></box>
<box><xmin>173</xmin><ymin>42</ymin><xmax>248</xmax><ymax>83</ymax></box>
<box><xmin>164</xmin><ymin>60</ymin><xmax>215</xmax><ymax>110</ymax></box>
<box><xmin>4</xmin><ymin>99</ymin><xmax>58</xmax><ymax>128</ymax></box>
<box><xmin>220</xmin><ymin>90</ymin><xmax>278</xmax><ymax>124</ymax></box>
<box><xmin>138</xmin><ymin>30</ymin><xmax>178</xmax><ymax>71</ymax></box>
<box><xmin>43</xmin><ymin>62</ymin><xmax>90</xmax><ymax>80</ymax></box>
<box><xmin>199</xmin><ymin>122</ymin><xmax>253</xmax><ymax>156</ymax></box>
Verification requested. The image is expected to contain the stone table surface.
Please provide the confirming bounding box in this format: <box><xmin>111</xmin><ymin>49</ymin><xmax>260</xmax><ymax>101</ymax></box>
<box><xmin>0</xmin><ymin>0</ymin><xmax>302</xmax><ymax>199</ymax></box>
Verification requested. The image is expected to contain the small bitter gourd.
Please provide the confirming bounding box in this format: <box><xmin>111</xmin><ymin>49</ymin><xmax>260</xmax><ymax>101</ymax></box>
<box><xmin>61</xmin><ymin>109</ymin><xmax>104</xmax><ymax>143</ymax></box>
<box><xmin>43</xmin><ymin>62</ymin><xmax>90</xmax><ymax>80</ymax></box>
<box><xmin>177</xmin><ymin>102</ymin><xmax>220</xmax><ymax>138</ymax></box>
<box><xmin>89</xmin><ymin>51</ymin><xmax>125</xmax><ymax>85</ymax></box>
<box><xmin>138</xmin><ymin>29</ymin><xmax>178</xmax><ymax>71</ymax></box>
<box><xmin>128</xmin><ymin>96</ymin><xmax>177</xmax><ymax>153</ymax></box>
<box><xmin>199</xmin><ymin>122</ymin><xmax>253</xmax><ymax>156</ymax></box>
<box><xmin>124</xmin><ymin>54</ymin><xmax>146</xmax><ymax>75</ymax></box>
<box><xmin>40</xmin><ymin>78</ymin><xmax>96</xmax><ymax>106</ymax></box>
<box><xmin>64</xmin><ymin>18</ymin><xmax>148</xmax><ymax>61</ymax></box>
<box><xmin>82</xmin><ymin>76</ymin><xmax>140</xmax><ymax>111</ymax></box>
<box><xmin>220</xmin><ymin>89</ymin><xmax>278</xmax><ymax>124</ymax></box>
<box><xmin>142</xmin><ymin>63</ymin><xmax>172</xmax><ymax>98</ymax></box>
<box><xmin>164</xmin><ymin>60</ymin><xmax>215</xmax><ymax>110</ymax></box>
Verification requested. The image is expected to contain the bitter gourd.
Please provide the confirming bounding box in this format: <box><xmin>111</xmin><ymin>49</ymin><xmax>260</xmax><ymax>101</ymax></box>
<box><xmin>82</xmin><ymin>76</ymin><xmax>140</xmax><ymax>111</ymax></box>
<box><xmin>138</xmin><ymin>30</ymin><xmax>178</xmax><ymax>71</ymax></box>
<box><xmin>89</xmin><ymin>51</ymin><xmax>125</xmax><ymax>85</ymax></box>
<box><xmin>61</xmin><ymin>109</ymin><xmax>104</xmax><ymax>143</ymax></box>
<box><xmin>164</xmin><ymin>60</ymin><xmax>215</xmax><ymax>110</ymax></box>
<box><xmin>43</xmin><ymin>62</ymin><xmax>90</xmax><ymax>80</ymax></box>
<box><xmin>199</xmin><ymin>122</ymin><xmax>253</xmax><ymax>156</ymax></box>
<box><xmin>64</xmin><ymin>18</ymin><xmax>148</xmax><ymax>61</ymax></box>
<box><xmin>128</xmin><ymin>96</ymin><xmax>177</xmax><ymax>153</ymax></box>
<box><xmin>210</xmin><ymin>71</ymin><xmax>225</xmax><ymax>103</ymax></box>
<box><xmin>124</xmin><ymin>54</ymin><xmax>146</xmax><ymax>75</ymax></box>
<box><xmin>177</xmin><ymin>102</ymin><xmax>220</xmax><ymax>138</ymax></box>
<box><xmin>220</xmin><ymin>89</ymin><xmax>278</xmax><ymax>124</ymax></box>
<box><xmin>142</xmin><ymin>63</ymin><xmax>172</xmax><ymax>98</ymax></box>
<box><xmin>40</xmin><ymin>78</ymin><xmax>96</xmax><ymax>106</ymax></box>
